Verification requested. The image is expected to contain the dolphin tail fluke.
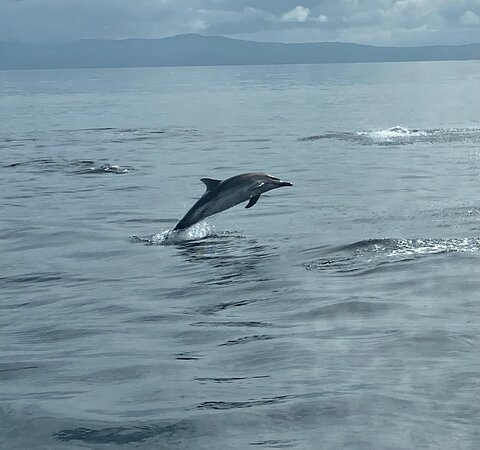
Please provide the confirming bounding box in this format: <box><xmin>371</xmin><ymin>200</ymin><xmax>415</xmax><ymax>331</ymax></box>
<box><xmin>245</xmin><ymin>194</ymin><xmax>261</xmax><ymax>208</ymax></box>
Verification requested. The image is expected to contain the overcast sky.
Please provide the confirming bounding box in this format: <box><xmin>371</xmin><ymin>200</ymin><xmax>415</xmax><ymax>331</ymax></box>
<box><xmin>1</xmin><ymin>0</ymin><xmax>479</xmax><ymax>46</ymax></box>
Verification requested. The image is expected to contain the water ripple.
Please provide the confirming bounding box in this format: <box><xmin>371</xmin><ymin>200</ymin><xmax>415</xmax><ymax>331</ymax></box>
<box><xmin>219</xmin><ymin>334</ymin><xmax>276</xmax><ymax>346</ymax></box>
<box><xmin>197</xmin><ymin>396</ymin><xmax>290</xmax><ymax>410</ymax></box>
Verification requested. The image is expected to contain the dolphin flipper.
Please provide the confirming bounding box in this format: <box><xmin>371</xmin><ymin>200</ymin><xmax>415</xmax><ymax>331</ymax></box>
<box><xmin>245</xmin><ymin>194</ymin><xmax>261</xmax><ymax>208</ymax></box>
<box><xmin>201</xmin><ymin>178</ymin><xmax>222</xmax><ymax>191</ymax></box>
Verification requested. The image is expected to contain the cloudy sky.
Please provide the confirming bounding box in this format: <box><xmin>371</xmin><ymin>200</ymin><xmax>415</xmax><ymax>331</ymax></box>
<box><xmin>1</xmin><ymin>0</ymin><xmax>479</xmax><ymax>46</ymax></box>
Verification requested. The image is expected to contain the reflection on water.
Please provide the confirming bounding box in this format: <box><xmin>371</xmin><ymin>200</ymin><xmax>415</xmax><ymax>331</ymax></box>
<box><xmin>55</xmin><ymin>421</ymin><xmax>195</xmax><ymax>446</ymax></box>
<box><xmin>178</xmin><ymin>236</ymin><xmax>275</xmax><ymax>282</ymax></box>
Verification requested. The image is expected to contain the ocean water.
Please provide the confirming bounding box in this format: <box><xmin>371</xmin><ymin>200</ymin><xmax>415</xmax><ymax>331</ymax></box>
<box><xmin>1</xmin><ymin>61</ymin><xmax>480</xmax><ymax>449</ymax></box>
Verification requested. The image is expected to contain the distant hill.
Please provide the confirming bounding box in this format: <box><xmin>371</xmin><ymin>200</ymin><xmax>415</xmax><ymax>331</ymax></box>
<box><xmin>1</xmin><ymin>34</ymin><xmax>479</xmax><ymax>70</ymax></box>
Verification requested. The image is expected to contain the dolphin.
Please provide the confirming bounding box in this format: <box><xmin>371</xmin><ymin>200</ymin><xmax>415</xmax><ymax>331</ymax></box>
<box><xmin>173</xmin><ymin>172</ymin><xmax>293</xmax><ymax>231</ymax></box>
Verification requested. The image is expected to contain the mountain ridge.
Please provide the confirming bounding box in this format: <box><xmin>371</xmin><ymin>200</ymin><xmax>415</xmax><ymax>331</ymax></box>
<box><xmin>1</xmin><ymin>33</ymin><xmax>479</xmax><ymax>70</ymax></box>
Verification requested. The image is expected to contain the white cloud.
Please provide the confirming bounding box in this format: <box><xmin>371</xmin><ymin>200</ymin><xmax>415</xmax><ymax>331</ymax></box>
<box><xmin>190</xmin><ymin>18</ymin><xmax>208</xmax><ymax>30</ymax></box>
<box><xmin>282</xmin><ymin>6</ymin><xmax>310</xmax><ymax>23</ymax></box>
<box><xmin>281</xmin><ymin>6</ymin><xmax>327</xmax><ymax>24</ymax></box>
<box><xmin>460</xmin><ymin>10</ymin><xmax>480</xmax><ymax>26</ymax></box>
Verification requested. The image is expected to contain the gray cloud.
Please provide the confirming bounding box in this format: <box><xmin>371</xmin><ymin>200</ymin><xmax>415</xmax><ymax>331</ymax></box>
<box><xmin>0</xmin><ymin>0</ymin><xmax>479</xmax><ymax>45</ymax></box>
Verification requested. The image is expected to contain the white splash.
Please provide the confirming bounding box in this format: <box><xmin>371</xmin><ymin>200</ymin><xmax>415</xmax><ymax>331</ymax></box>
<box><xmin>358</xmin><ymin>126</ymin><xmax>427</xmax><ymax>142</ymax></box>
<box><xmin>149</xmin><ymin>221</ymin><xmax>214</xmax><ymax>245</ymax></box>
<box><xmin>354</xmin><ymin>238</ymin><xmax>480</xmax><ymax>260</ymax></box>
<box><xmin>384</xmin><ymin>238</ymin><xmax>480</xmax><ymax>258</ymax></box>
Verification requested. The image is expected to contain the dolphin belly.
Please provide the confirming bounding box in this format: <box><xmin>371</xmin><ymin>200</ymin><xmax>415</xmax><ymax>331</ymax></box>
<box><xmin>174</xmin><ymin>193</ymin><xmax>246</xmax><ymax>230</ymax></box>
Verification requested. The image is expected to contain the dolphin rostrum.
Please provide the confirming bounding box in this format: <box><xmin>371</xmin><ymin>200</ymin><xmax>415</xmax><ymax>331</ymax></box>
<box><xmin>173</xmin><ymin>172</ymin><xmax>293</xmax><ymax>231</ymax></box>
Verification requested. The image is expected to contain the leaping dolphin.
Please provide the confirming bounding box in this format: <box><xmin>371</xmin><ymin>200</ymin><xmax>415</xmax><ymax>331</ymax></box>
<box><xmin>173</xmin><ymin>172</ymin><xmax>293</xmax><ymax>231</ymax></box>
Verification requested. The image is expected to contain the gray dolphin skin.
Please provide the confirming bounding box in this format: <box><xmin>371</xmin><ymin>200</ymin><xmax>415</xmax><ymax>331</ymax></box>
<box><xmin>173</xmin><ymin>172</ymin><xmax>293</xmax><ymax>231</ymax></box>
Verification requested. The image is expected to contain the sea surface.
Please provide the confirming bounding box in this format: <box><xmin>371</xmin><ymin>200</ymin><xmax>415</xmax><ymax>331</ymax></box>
<box><xmin>1</xmin><ymin>61</ymin><xmax>480</xmax><ymax>449</ymax></box>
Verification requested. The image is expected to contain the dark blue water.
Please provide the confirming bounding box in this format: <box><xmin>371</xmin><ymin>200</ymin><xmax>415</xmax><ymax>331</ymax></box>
<box><xmin>1</xmin><ymin>61</ymin><xmax>480</xmax><ymax>449</ymax></box>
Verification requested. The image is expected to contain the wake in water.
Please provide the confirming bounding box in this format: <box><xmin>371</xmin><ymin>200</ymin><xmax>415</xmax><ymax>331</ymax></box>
<box><xmin>299</xmin><ymin>126</ymin><xmax>480</xmax><ymax>145</ymax></box>
<box><xmin>304</xmin><ymin>237</ymin><xmax>480</xmax><ymax>275</ymax></box>
<box><xmin>77</xmin><ymin>163</ymin><xmax>132</xmax><ymax>174</ymax></box>
<box><xmin>357</xmin><ymin>126</ymin><xmax>426</xmax><ymax>142</ymax></box>
<box><xmin>4</xmin><ymin>158</ymin><xmax>133</xmax><ymax>175</ymax></box>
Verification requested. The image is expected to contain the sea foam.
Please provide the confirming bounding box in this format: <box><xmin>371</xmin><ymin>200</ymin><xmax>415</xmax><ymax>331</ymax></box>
<box><xmin>131</xmin><ymin>221</ymin><xmax>214</xmax><ymax>245</ymax></box>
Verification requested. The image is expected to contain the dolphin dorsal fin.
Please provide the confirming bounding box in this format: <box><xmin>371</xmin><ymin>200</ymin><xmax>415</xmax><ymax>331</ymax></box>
<box><xmin>200</xmin><ymin>178</ymin><xmax>222</xmax><ymax>191</ymax></box>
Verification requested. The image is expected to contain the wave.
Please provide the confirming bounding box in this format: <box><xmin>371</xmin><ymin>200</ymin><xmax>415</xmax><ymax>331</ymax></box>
<box><xmin>304</xmin><ymin>237</ymin><xmax>480</xmax><ymax>275</ymax></box>
<box><xmin>4</xmin><ymin>158</ymin><xmax>133</xmax><ymax>175</ymax></box>
<box><xmin>337</xmin><ymin>237</ymin><xmax>480</xmax><ymax>256</ymax></box>
<box><xmin>0</xmin><ymin>127</ymin><xmax>199</xmax><ymax>153</ymax></box>
<box><xmin>197</xmin><ymin>395</ymin><xmax>289</xmax><ymax>410</ymax></box>
<box><xmin>67</xmin><ymin>126</ymin><xmax>199</xmax><ymax>143</ymax></box>
<box><xmin>74</xmin><ymin>126</ymin><xmax>197</xmax><ymax>134</ymax></box>
<box><xmin>299</xmin><ymin>126</ymin><xmax>480</xmax><ymax>146</ymax></box>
